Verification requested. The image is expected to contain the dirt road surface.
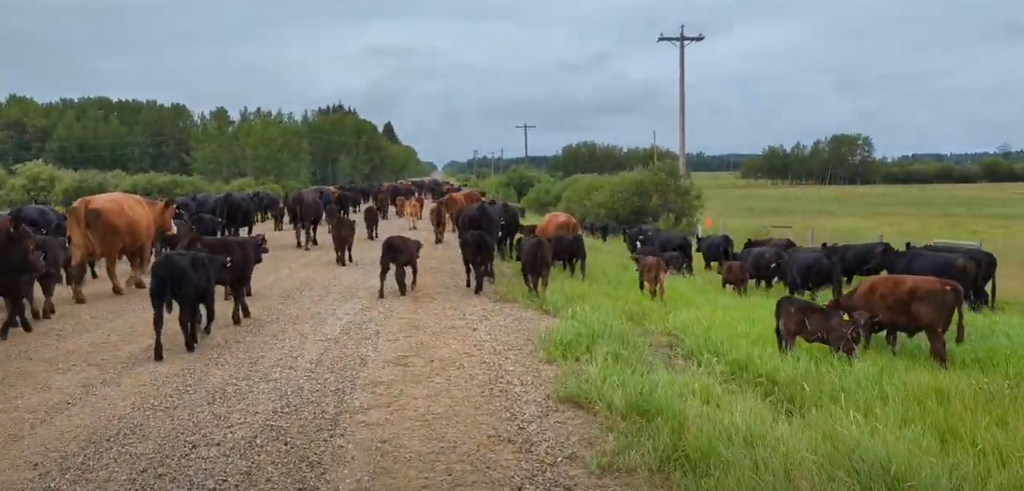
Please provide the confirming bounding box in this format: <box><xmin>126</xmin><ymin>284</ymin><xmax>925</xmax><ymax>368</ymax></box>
<box><xmin>0</xmin><ymin>204</ymin><xmax>631</xmax><ymax>491</ymax></box>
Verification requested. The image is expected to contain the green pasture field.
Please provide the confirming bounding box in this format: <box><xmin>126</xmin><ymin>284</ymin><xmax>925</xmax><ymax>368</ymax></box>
<box><xmin>494</xmin><ymin>174</ymin><xmax>1024</xmax><ymax>490</ymax></box>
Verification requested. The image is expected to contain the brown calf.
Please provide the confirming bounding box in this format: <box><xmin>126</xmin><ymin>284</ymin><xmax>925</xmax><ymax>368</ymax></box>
<box><xmin>430</xmin><ymin>204</ymin><xmax>446</xmax><ymax>244</ymax></box>
<box><xmin>717</xmin><ymin>260</ymin><xmax>749</xmax><ymax>294</ymax></box>
<box><xmin>635</xmin><ymin>255</ymin><xmax>668</xmax><ymax>301</ymax></box>
<box><xmin>330</xmin><ymin>216</ymin><xmax>356</xmax><ymax>266</ymax></box>
<box><xmin>395</xmin><ymin>196</ymin><xmax>407</xmax><ymax>218</ymax></box>
<box><xmin>825</xmin><ymin>274</ymin><xmax>966</xmax><ymax>368</ymax></box>
<box><xmin>404</xmin><ymin>200</ymin><xmax>421</xmax><ymax>230</ymax></box>
<box><xmin>775</xmin><ymin>296</ymin><xmax>869</xmax><ymax>359</ymax></box>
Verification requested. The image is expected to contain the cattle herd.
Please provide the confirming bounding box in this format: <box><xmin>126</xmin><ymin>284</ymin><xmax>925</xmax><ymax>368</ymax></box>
<box><xmin>617</xmin><ymin>226</ymin><xmax>995</xmax><ymax>368</ymax></box>
<box><xmin>0</xmin><ymin>179</ymin><xmax>999</xmax><ymax>369</ymax></box>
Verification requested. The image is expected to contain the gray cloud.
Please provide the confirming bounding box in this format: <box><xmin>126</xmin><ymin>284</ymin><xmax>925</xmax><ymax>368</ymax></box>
<box><xmin>1</xmin><ymin>0</ymin><xmax>1021</xmax><ymax>164</ymax></box>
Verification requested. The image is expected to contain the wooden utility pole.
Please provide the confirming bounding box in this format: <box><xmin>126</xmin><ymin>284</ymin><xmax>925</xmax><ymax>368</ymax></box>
<box><xmin>515</xmin><ymin>123</ymin><xmax>536</xmax><ymax>159</ymax></box>
<box><xmin>657</xmin><ymin>24</ymin><xmax>705</xmax><ymax>178</ymax></box>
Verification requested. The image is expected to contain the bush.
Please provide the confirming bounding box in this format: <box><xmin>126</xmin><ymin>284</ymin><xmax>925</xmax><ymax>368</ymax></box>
<box><xmin>0</xmin><ymin>160</ymin><xmax>289</xmax><ymax>208</ymax></box>
<box><xmin>521</xmin><ymin>163</ymin><xmax>703</xmax><ymax>231</ymax></box>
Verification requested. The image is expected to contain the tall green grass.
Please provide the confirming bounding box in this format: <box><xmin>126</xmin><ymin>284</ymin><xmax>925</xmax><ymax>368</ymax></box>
<box><xmin>495</xmin><ymin>175</ymin><xmax>1024</xmax><ymax>490</ymax></box>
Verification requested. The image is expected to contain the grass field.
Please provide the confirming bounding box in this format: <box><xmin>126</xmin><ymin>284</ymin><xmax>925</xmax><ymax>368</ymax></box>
<box><xmin>493</xmin><ymin>174</ymin><xmax>1024</xmax><ymax>490</ymax></box>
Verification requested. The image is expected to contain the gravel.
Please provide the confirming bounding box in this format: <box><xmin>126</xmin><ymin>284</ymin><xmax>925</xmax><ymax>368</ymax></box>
<box><xmin>0</xmin><ymin>203</ymin><xmax>633</xmax><ymax>491</ymax></box>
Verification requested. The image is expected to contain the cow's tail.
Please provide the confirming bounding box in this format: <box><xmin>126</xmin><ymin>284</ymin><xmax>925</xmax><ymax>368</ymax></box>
<box><xmin>990</xmin><ymin>268</ymin><xmax>997</xmax><ymax>309</ymax></box>
<box><xmin>773</xmin><ymin>300</ymin><xmax>784</xmax><ymax>352</ymax></box>
<box><xmin>66</xmin><ymin>201</ymin><xmax>99</xmax><ymax>269</ymax></box>
<box><xmin>829</xmin><ymin>255</ymin><xmax>843</xmax><ymax>300</ymax></box>
<box><xmin>949</xmin><ymin>282</ymin><xmax>965</xmax><ymax>344</ymax></box>
<box><xmin>149</xmin><ymin>262</ymin><xmax>175</xmax><ymax>315</ymax></box>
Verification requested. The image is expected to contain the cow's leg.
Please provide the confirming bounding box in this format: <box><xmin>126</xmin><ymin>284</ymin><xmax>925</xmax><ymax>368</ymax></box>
<box><xmin>179</xmin><ymin>309</ymin><xmax>195</xmax><ymax>353</ymax></box>
<box><xmin>203</xmin><ymin>291</ymin><xmax>216</xmax><ymax>335</ymax></box>
<box><xmin>926</xmin><ymin>330</ymin><xmax>948</xmax><ymax>369</ymax></box>
<box><xmin>410</xmin><ymin>262</ymin><xmax>419</xmax><ymax>291</ymax></box>
<box><xmin>303</xmin><ymin>224</ymin><xmax>312</xmax><ymax>251</ymax></box>
<box><xmin>347</xmin><ymin>244</ymin><xmax>354</xmax><ymax>264</ymax></box>
<box><xmin>153</xmin><ymin>303</ymin><xmax>166</xmax><ymax>361</ymax></box>
<box><xmin>885</xmin><ymin>329</ymin><xmax>899</xmax><ymax>355</ymax></box>
<box><xmin>311</xmin><ymin>223</ymin><xmax>320</xmax><ymax>246</ymax></box>
<box><xmin>522</xmin><ymin>270</ymin><xmax>534</xmax><ymax>293</ymax></box>
<box><xmin>395</xmin><ymin>266</ymin><xmax>408</xmax><ymax>296</ymax></box>
<box><xmin>236</xmin><ymin>286</ymin><xmax>251</xmax><ymax>320</ymax></box>
<box><xmin>224</xmin><ymin>285</ymin><xmax>232</xmax><ymax>301</ymax></box>
<box><xmin>26</xmin><ymin>286</ymin><xmax>41</xmax><ymax>320</ymax></box>
<box><xmin>378</xmin><ymin>263</ymin><xmax>391</xmax><ymax>299</ymax></box>
<box><xmin>88</xmin><ymin>260</ymin><xmax>99</xmax><ymax>279</ymax></box>
<box><xmin>704</xmin><ymin>258</ymin><xmax>712</xmax><ymax>270</ymax></box>
<box><xmin>463</xmin><ymin>258</ymin><xmax>472</xmax><ymax>288</ymax></box>
<box><xmin>230</xmin><ymin>288</ymin><xmax>243</xmax><ymax>325</ymax></box>
<box><xmin>294</xmin><ymin>223</ymin><xmax>303</xmax><ymax>248</ymax></box>
<box><xmin>41</xmin><ymin>281</ymin><xmax>56</xmax><ymax>319</ymax></box>
<box><xmin>473</xmin><ymin>263</ymin><xmax>485</xmax><ymax>295</ymax></box>
<box><xmin>104</xmin><ymin>252</ymin><xmax>125</xmax><ymax>296</ymax></box>
<box><xmin>245</xmin><ymin>281</ymin><xmax>253</xmax><ymax>296</ymax></box>
<box><xmin>131</xmin><ymin>249</ymin><xmax>150</xmax><ymax>289</ymax></box>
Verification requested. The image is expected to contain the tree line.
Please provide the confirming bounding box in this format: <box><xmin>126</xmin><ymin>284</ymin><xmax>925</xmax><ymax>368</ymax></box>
<box><xmin>740</xmin><ymin>133</ymin><xmax>1024</xmax><ymax>185</ymax></box>
<box><xmin>442</xmin><ymin>142</ymin><xmax>749</xmax><ymax>178</ymax></box>
<box><xmin>0</xmin><ymin>94</ymin><xmax>435</xmax><ymax>205</ymax></box>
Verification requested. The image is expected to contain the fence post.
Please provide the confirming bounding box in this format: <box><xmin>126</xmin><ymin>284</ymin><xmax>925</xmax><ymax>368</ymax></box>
<box><xmin>807</xmin><ymin>229</ymin><xmax>815</xmax><ymax>247</ymax></box>
<box><xmin>721</xmin><ymin>222</ymin><xmax>727</xmax><ymax>235</ymax></box>
<box><xmin>877</xmin><ymin>234</ymin><xmax>884</xmax><ymax>243</ymax></box>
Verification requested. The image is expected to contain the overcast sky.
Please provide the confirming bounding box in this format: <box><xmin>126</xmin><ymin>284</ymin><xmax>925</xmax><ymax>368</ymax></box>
<box><xmin>2</xmin><ymin>0</ymin><xmax>1021</xmax><ymax>165</ymax></box>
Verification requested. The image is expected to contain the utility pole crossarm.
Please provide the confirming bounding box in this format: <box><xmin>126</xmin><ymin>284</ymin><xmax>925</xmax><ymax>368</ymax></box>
<box><xmin>515</xmin><ymin>123</ymin><xmax>536</xmax><ymax>160</ymax></box>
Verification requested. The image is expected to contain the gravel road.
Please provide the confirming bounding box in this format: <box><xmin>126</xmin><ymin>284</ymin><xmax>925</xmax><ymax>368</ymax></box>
<box><xmin>0</xmin><ymin>204</ymin><xmax>631</xmax><ymax>491</ymax></box>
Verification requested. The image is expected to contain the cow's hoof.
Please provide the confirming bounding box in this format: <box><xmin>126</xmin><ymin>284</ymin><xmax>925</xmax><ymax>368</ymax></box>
<box><xmin>30</xmin><ymin>309</ymin><xmax>41</xmax><ymax>320</ymax></box>
<box><xmin>111</xmin><ymin>286</ymin><xmax>124</xmax><ymax>296</ymax></box>
<box><xmin>133</xmin><ymin>278</ymin><xmax>147</xmax><ymax>289</ymax></box>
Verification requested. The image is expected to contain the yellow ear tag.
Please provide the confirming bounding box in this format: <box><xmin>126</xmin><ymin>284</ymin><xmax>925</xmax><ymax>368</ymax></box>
<box><xmin>842</xmin><ymin>312</ymin><xmax>850</xmax><ymax>321</ymax></box>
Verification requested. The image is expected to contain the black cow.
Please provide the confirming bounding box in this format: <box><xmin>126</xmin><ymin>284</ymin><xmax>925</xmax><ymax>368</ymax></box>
<box><xmin>190</xmin><ymin>213</ymin><xmax>221</xmax><ymax>237</ymax></box>
<box><xmin>173</xmin><ymin>197</ymin><xmax>194</xmax><ymax>221</ymax></box>
<box><xmin>820</xmin><ymin>242</ymin><xmax>896</xmax><ymax>285</ymax></box>
<box><xmin>622</xmin><ymin>225</ymin><xmax>659</xmax><ymax>254</ymax></box>
<box><xmin>378</xmin><ymin>235</ymin><xmax>422</xmax><ymax>299</ymax></box>
<box><xmin>8</xmin><ymin>205</ymin><xmax>67</xmax><ymax>237</ymax></box>
<box><xmin>519</xmin><ymin>236</ymin><xmax>553</xmax><ymax>295</ymax></box>
<box><xmin>0</xmin><ymin>217</ymin><xmax>46</xmax><ymax>340</ymax></box>
<box><xmin>30</xmin><ymin>234</ymin><xmax>68</xmax><ymax>320</ymax></box>
<box><xmin>743</xmin><ymin>237</ymin><xmax>798</xmax><ymax>251</ymax></box>
<box><xmin>149</xmin><ymin>251</ymin><xmax>230</xmax><ymax>361</ymax></box>
<box><xmin>494</xmin><ymin>201</ymin><xmax>521</xmax><ymax>260</ymax></box>
<box><xmin>738</xmin><ymin>246</ymin><xmax>786</xmax><ymax>289</ymax></box>
<box><xmin>551</xmin><ymin>234</ymin><xmax>587</xmax><ymax>280</ymax></box>
<box><xmin>191</xmin><ymin>193</ymin><xmax>219</xmax><ymax>216</ymax></box>
<box><xmin>363</xmin><ymin>205</ymin><xmax>380</xmax><ymax>240</ymax></box>
<box><xmin>910</xmin><ymin>243</ymin><xmax>997</xmax><ymax>309</ymax></box>
<box><xmin>459</xmin><ymin>230</ymin><xmax>496</xmax><ymax>295</ymax></box>
<box><xmin>177</xmin><ymin>234</ymin><xmax>258</xmax><ymax>325</ymax></box>
<box><xmin>636</xmin><ymin>230</ymin><xmax>693</xmax><ymax>275</ymax></box>
<box><xmin>776</xmin><ymin>249</ymin><xmax>843</xmax><ymax>300</ymax></box>
<box><xmin>217</xmin><ymin>192</ymin><xmax>256</xmax><ymax>237</ymax></box>
<box><xmin>286</xmin><ymin>188</ymin><xmax>325</xmax><ymax>250</ymax></box>
<box><xmin>695</xmin><ymin>234</ymin><xmax>735</xmax><ymax>270</ymax></box>
<box><xmin>457</xmin><ymin>202</ymin><xmax>501</xmax><ymax>244</ymax></box>
<box><xmin>868</xmin><ymin>248</ymin><xmax>980</xmax><ymax>310</ymax></box>
<box><xmin>324</xmin><ymin>204</ymin><xmax>340</xmax><ymax>233</ymax></box>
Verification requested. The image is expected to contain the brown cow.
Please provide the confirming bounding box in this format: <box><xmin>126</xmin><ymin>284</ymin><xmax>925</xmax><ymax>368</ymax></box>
<box><xmin>635</xmin><ymin>255</ymin><xmax>668</xmax><ymax>301</ymax></box>
<box><xmin>430</xmin><ymin>204</ymin><xmax>446</xmax><ymax>244</ymax></box>
<box><xmin>457</xmin><ymin>189</ymin><xmax>483</xmax><ymax>206</ymax></box>
<box><xmin>825</xmin><ymin>274</ymin><xmax>966</xmax><ymax>368</ymax></box>
<box><xmin>395</xmin><ymin>196</ymin><xmax>407</xmax><ymax>218</ymax></box>
<box><xmin>718</xmin><ymin>260</ymin><xmax>749</xmax><ymax>295</ymax></box>
<box><xmin>414</xmin><ymin>196</ymin><xmax>425</xmax><ymax>219</ymax></box>
<box><xmin>404</xmin><ymin>199</ymin><xmax>421</xmax><ymax>230</ymax></box>
<box><xmin>535</xmin><ymin>212</ymin><xmax>581</xmax><ymax>240</ymax></box>
<box><xmin>376</xmin><ymin>194</ymin><xmax>390</xmax><ymax>220</ymax></box>
<box><xmin>378</xmin><ymin>235</ymin><xmax>422</xmax><ymax>299</ymax></box>
<box><xmin>440</xmin><ymin>193</ymin><xmax>467</xmax><ymax>233</ymax></box>
<box><xmin>775</xmin><ymin>295</ymin><xmax>869</xmax><ymax>360</ymax></box>
<box><xmin>66</xmin><ymin>192</ymin><xmax>177</xmax><ymax>304</ymax></box>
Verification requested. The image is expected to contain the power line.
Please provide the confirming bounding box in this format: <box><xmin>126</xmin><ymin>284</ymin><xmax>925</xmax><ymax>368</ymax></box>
<box><xmin>657</xmin><ymin>24</ymin><xmax>705</xmax><ymax>178</ymax></box>
<box><xmin>514</xmin><ymin>123</ymin><xmax>536</xmax><ymax>160</ymax></box>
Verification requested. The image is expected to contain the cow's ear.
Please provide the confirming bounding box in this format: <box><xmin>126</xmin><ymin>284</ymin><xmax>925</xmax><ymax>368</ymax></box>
<box><xmin>163</xmin><ymin>198</ymin><xmax>175</xmax><ymax>209</ymax></box>
<box><xmin>8</xmin><ymin>217</ymin><xmax>23</xmax><ymax>232</ymax></box>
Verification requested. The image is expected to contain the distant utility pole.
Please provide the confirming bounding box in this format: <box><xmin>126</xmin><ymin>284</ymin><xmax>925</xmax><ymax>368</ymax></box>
<box><xmin>653</xmin><ymin>130</ymin><xmax>658</xmax><ymax>165</ymax></box>
<box><xmin>488</xmin><ymin>151</ymin><xmax>497</xmax><ymax>176</ymax></box>
<box><xmin>499</xmin><ymin>148</ymin><xmax>504</xmax><ymax>173</ymax></box>
<box><xmin>657</xmin><ymin>24</ymin><xmax>705</xmax><ymax>178</ymax></box>
<box><xmin>472</xmin><ymin>149</ymin><xmax>479</xmax><ymax>175</ymax></box>
<box><xmin>515</xmin><ymin>123</ymin><xmax>536</xmax><ymax>159</ymax></box>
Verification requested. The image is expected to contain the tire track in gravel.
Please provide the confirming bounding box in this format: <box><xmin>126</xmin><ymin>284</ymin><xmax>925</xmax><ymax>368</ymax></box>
<box><xmin>338</xmin><ymin>214</ymin><xmax>632</xmax><ymax>491</ymax></box>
